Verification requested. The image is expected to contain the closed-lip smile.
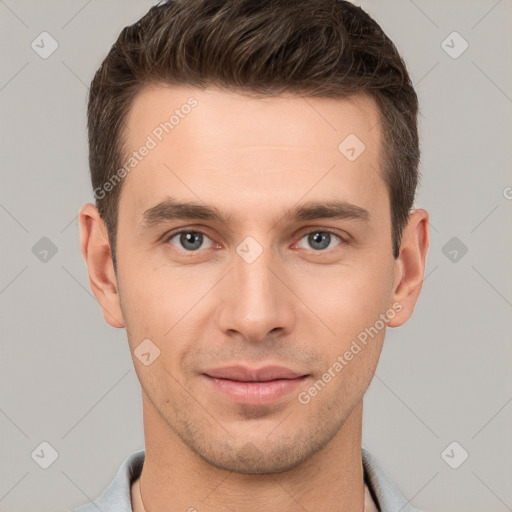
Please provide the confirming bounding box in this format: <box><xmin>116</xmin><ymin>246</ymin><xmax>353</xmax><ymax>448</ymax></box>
<box><xmin>202</xmin><ymin>365</ymin><xmax>309</xmax><ymax>406</ymax></box>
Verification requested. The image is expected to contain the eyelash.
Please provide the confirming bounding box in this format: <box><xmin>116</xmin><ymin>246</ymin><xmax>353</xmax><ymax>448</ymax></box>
<box><xmin>163</xmin><ymin>228</ymin><xmax>347</xmax><ymax>253</ymax></box>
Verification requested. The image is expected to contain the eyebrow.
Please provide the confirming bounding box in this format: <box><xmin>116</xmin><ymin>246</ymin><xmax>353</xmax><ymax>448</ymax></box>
<box><xmin>140</xmin><ymin>196</ymin><xmax>370</xmax><ymax>229</ymax></box>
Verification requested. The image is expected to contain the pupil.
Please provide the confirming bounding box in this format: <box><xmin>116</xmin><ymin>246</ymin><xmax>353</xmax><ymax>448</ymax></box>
<box><xmin>309</xmin><ymin>232</ymin><xmax>330</xmax><ymax>250</ymax></box>
<box><xmin>181</xmin><ymin>232</ymin><xmax>202</xmax><ymax>250</ymax></box>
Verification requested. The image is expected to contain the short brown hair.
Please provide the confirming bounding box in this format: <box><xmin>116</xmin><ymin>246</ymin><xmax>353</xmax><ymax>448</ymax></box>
<box><xmin>88</xmin><ymin>0</ymin><xmax>420</xmax><ymax>272</ymax></box>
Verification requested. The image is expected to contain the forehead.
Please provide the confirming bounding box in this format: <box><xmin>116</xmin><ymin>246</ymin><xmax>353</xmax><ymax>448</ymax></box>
<box><xmin>120</xmin><ymin>84</ymin><xmax>386</xmax><ymax>225</ymax></box>
<box><xmin>124</xmin><ymin>83</ymin><xmax>381</xmax><ymax>152</ymax></box>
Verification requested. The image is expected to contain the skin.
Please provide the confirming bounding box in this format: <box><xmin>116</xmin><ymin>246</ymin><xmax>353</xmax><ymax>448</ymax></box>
<box><xmin>79</xmin><ymin>84</ymin><xmax>429</xmax><ymax>512</ymax></box>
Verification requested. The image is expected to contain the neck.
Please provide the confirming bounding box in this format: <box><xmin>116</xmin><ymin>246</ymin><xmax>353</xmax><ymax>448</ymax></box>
<box><xmin>137</xmin><ymin>393</ymin><xmax>365</xmax><ymax>512</ymax></box>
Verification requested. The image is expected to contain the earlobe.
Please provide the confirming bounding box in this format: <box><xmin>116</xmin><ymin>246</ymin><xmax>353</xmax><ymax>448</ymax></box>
<box><xmin>387</xmin><ymin>209</ymin><xmax>430</xmax><ymax>328</ymax></box>
<box><xmin>78</xmin><ymin>203</ymin><xmax>125</xmax><ymax>328</ymax></box>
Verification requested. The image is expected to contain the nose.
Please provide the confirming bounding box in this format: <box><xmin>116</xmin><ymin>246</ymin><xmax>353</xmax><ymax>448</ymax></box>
<box><xmin>216</xmin><ymin>240</ymin><xmax>296</xmax><ymax>342</ymax></box>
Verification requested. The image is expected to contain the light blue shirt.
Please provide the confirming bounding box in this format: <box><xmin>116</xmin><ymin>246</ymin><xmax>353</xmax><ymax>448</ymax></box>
<box><xmin>70</xmin><ymin>448</ymin><xmax>421</xmax><ymax>512</ymax></box>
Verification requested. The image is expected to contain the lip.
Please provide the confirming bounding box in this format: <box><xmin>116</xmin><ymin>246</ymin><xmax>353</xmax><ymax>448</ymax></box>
<box><xmin>203</xmin><ymin>365</ymin><xmax>307</xmax><ymax>382</ymax></box>
<box><xmin>202</xmin><ymin>365</ymin><xmax>309</xmax><ymax>406</ymax></box>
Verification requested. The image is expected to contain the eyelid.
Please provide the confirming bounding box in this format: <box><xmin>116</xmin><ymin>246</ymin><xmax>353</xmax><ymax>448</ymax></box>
<box><xmin>162</xmin><ymin>225</ymin><xmax>213</xmax><ymax>240</ymax></box>
<box><xmin>295</xmin><ymin>226</ymin><xmax>349</xmax><ymax>240</ymax></box>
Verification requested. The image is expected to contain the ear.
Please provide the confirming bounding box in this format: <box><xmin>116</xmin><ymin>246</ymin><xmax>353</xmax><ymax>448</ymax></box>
<box><xmin>78</xmin><ymin>203</ymin><xmax>125</xmax><ymax>328</ymax></box>
<box><xmin>387</xmin><ymin>208</ymin><xmax>430</xmax><ymax>327</ymax></box>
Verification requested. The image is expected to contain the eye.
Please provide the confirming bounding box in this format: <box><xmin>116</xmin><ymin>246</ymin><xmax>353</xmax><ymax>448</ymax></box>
<box><xmin>295</xmin><ymin>230</ymin><xmax>344</xmax><ymax>251</ymax></box>
<box><xmin>166</xmin><ymin>230</ymin><xmax>214</xmax><ymax>251</ymax></box>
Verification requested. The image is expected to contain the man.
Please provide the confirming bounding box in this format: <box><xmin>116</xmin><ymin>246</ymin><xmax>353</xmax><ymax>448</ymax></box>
<box><xmin>74</xmin><ymin>0</ymin><xmax>429</xmax><ymax>510</ymax></box>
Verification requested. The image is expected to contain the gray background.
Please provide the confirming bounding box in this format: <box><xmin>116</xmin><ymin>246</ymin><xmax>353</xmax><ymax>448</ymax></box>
<box><xmin>1</xmin><ymin>1</ymin><xmax>511</xmax><ymax>511</ymax></box>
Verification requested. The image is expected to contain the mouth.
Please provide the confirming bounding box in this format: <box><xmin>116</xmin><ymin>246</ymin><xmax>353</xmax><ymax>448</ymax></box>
<box><xmin>203</xmin><ymin>364</ymin><xmax>308</xmax><ymax>382</ymax></box>
<box><xmin>202</xmin><ymin>365</ymin><xmax>309</xmax><ymax>406</ymax></box>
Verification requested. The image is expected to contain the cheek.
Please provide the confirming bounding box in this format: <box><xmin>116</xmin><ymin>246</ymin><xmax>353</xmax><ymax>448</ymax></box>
<box><xmin>119</xmin><ymin>259</ymin><xmax>199</xmax><ymax>330</ymax></box>
<box><xmin>118</xmin><ymin>263</ymin><xmax>213</xmax><ymax>379</ymax></box>
<box><xmin>286</xmin><ymin>259</ymin><xmax>393</xmax><ymax>384</ymax></box>
<box><xmin>293</xmin><ymin>256</ymin><xmax>393</xmax><ymax>325</ymax></box>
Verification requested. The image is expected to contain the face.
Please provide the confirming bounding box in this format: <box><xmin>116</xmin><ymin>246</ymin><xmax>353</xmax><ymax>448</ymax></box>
<box><xmin>100</xmin><ymin>85</ymin><xmax>406</xmax><ymax>473</ymax></box>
